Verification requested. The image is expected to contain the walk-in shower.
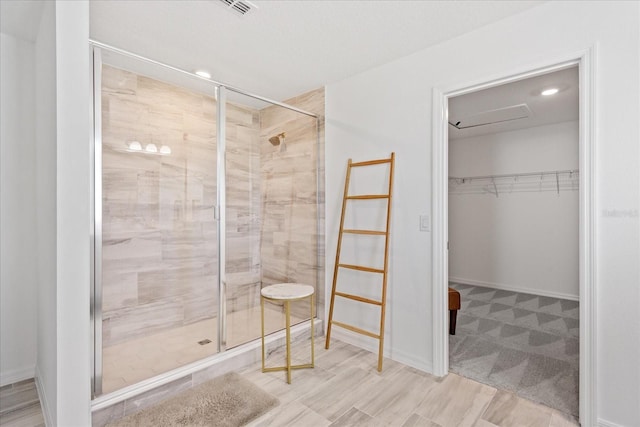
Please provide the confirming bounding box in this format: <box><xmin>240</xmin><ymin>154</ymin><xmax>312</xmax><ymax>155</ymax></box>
<box><xmin>91</xmin><ymin>43</ymin><xmax>322</xmax><ymax>397</ymax></box>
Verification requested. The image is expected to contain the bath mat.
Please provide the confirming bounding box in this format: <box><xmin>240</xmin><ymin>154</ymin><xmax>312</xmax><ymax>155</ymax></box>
<box><xmin>107</xmin><ymin>372</ymin><xmax>279</xmax><ymax>427</ymax></box>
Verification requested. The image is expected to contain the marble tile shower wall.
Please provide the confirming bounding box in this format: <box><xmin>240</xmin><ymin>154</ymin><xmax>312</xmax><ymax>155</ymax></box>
<box><xmin>224</xmin><ymin>102</ymin><xmax>262</xmax><ymax>316</ymax></box>
<box><xmin>259</xmin><ymin>88</ymin><xmax>325</xmax><ymax>318</ymax></box>
<box><xmin>101</xmin><ymin>65</ymin><xmax>261</xmax><ymax>347</ymax></box>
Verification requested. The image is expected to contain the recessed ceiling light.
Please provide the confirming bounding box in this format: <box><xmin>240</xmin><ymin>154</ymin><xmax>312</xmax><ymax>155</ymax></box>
<box><xmin>195</xmin><ymin>70</ymin><xmax>211</xmax><ymax>79</ymax></box>
<box><xmin>541</xmin><ymin>88</ymin><xmax>559</xmax><ymax>96</ymax></box>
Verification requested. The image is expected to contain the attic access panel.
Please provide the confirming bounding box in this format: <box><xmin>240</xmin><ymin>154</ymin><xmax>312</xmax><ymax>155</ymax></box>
<box><xmin>449</xmin><ymin>103</ymin><xmax>531</xmax><ymax>129</ymax></box>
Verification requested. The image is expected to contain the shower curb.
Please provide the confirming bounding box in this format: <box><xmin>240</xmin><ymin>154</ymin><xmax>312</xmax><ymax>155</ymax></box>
<box><xmin>92</xmin><ymin>319</ymin><xmax>323</xmax><ymax>427</ymax></box>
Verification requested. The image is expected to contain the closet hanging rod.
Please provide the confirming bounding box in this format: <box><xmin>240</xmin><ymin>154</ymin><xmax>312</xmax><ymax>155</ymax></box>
<box><xmin>449</xmin><ymin>169</ymin><xmax>579</xmax><ymax>181</ymax></box>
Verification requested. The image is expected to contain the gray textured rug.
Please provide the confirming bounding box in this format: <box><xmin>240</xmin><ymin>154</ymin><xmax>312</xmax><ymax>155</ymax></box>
<box><xmin>107</xmin><ymin>372</ymin><xmax>279</xmax><ymax>427</ymax></box>
<box><xmin>449</xmin><ymin>283</ymin><xmax>579</xmax><ymax>417</ymax></box>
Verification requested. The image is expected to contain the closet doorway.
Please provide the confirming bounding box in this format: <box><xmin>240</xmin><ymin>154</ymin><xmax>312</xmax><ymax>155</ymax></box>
<box><xmin>431</xmin><ymin>52</ymin><xmax>597</xmax><ymax>426</ymax></box>
<box><xmin>447</xmin><ymin>66</ymin><xmax>579</xmax><ymax>417</ymax></box>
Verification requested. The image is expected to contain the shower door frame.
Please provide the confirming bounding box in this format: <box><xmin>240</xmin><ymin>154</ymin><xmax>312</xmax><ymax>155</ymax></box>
<box><xmin>90</xmin><ymin>42</ymin><xmax>321</xmax><ymax>399</ymax></box>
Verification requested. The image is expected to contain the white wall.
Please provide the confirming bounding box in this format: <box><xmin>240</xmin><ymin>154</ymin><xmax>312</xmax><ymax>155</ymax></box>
<box><xmin>54</xmin><ymin>1</ymin><xmax>92</xmax><ymax>425</ymax></box>
<box><xmin>2</xmin><ymin>1</ymin><xmax>93</xmax><ymax>425</ymax></box>
<box><xmin>448</xmin><ymin>121</ymin><xmax>579</xmax><ymax>299</ymax></box>
<box><xmin>325</xmin><ymin>2</ymin><xmax>639</xmax><ymax>426</ymax></box>
<box><xmin>34</xmin><ymin>1</ymin><xmax>57</xmax><ymax>424</ymax></box>
<box><xmin>0</xmin><ymin>32</ymin><xmax>38</xmax><ymax>386</ymax></box>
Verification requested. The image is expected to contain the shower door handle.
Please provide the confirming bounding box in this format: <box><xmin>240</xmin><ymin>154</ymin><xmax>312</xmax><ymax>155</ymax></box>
<box><xmin>219</xmin><ymin>279</ymin><xmax>226</xmax><ymax>351</ymax></box>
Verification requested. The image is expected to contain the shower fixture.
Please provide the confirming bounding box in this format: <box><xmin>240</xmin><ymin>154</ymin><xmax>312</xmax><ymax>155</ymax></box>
<box><xmin>269</xmin><ymin>132</ymin><xmax>285</xmax><ymax>145</ymax></box>
<box><xmin>269</xmin><ymin>132</ymin><xmax>286</xmax><ymax>152</ymax></box>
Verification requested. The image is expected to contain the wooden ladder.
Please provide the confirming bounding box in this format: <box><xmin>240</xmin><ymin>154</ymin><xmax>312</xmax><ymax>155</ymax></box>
<box><xmin>325</xmin><ymin>152</ymin><xmax>395</xmax><ymax>371</ymax></box>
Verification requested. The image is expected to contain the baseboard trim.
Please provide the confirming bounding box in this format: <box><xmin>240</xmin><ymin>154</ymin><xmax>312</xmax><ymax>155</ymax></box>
<box><xmin>449</xmin><ymin>276</ymin><xmax>579</xmax><ymax>301</ymax></box>
<box><xmin>35</xmin><ymin>365</ymin><xmax>53</xmax><ymax>427</ymax></box>
<box><xmin>330</xmin><ymin>328</ymin><xmax>432</xmax><ymax>373</ymax></box>
<box><xmin>598</xmin><ymin>419</ymin><xmax>624</xmax><ymax>427</ymax></box>
<box><xmin>0</xmin><ymin>366</ymin><xmax>35</xmax><ymax>387</ymax></box>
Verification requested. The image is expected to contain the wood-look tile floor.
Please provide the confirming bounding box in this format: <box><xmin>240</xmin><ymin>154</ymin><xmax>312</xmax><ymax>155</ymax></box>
<box><xmin>0</xmin><ymin>339</ymin><xmax>580</xmax><ymax>427</ymax></box>
<box><xmin>242</xmin><ymin>339</ymin><xmax>580</xmax><ymax>427</ymax></box>
<box><xmin>0</xmin><ymin>379</ymin><xmax>44</xmax><ymax>427</ymax></box>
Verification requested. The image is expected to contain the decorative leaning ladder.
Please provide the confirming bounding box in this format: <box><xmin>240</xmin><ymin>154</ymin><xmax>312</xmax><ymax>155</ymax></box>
<box><xmin>325</xmin><ymin>152</ymin><xmax>395</xmax><ymax>371</ymax></box>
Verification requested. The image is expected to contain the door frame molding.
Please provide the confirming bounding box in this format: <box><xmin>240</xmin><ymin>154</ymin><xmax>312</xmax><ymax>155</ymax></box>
<box><xmin>431</xmin><ymin>47</ymin><xmax>597</xmax><ymax>425</ymax></box>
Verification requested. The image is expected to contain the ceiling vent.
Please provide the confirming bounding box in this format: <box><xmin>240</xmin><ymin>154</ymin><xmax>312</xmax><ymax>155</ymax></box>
<box><xmin>217</xmin><ymin>0</ymin><xmax>257</xmax><ymax>16</ymax></box>
<box><xmin>450</xmin><ymin>104</ymin><xmax>531</xmax><ymax>129</ymax></box>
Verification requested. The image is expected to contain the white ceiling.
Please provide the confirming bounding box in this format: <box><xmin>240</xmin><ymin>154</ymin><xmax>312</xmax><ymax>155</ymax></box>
<box><xmin>88</xmin><ymin>0</ymin><xmax>546</xmax><ymax>103</ymax></box>
<box><xmin>448</xmin><ymin>66</ymin><xmax>579</xmax><ymax>140</ymax></box>
<box><xmin>1</xmin><ymin>1</ymin><xmax>555</xmax><ymax>110</ymax></box>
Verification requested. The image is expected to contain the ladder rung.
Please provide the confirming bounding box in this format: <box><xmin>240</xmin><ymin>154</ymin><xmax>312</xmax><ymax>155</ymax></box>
<box><xmin>335</xmin><ymin>292</ymin><xmax>382</xmax><ymax>306</ymax></box>
<box><xmin>331</xmin><ymin>321</ymin><xmax>380</xmax><ymax>339</ymax></box>
<box><xmin>351</xmin><ymin>158</ymin><xmax>393</xmax><ymax>167</ymax></box>
<box><xmin>343</xmin><ymin>229</ymin><xmax>387</xmax><ymax>235</ymax></box>
<box><xmin>338</xmin><ymin>263</ymin><xmax>384</xmax><ymax>274</ymax></box>
<box><xmin>346</xmin><ymin>194</ymin><xmax>389</xmax><ymax>200</ymax></box>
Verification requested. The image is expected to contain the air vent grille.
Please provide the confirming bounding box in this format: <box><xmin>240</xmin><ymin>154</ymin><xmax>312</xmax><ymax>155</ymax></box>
<box><xmin>218</xmin><ymin>0</ymin><xmax>256</xmax><ymax>16</ymax></box>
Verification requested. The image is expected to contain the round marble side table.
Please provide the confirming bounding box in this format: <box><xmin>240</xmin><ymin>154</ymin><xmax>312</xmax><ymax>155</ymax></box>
<box><xmin>260</xmin><ymin>283</ymin><xmax>315</xmax><ymax>384</ymax></box>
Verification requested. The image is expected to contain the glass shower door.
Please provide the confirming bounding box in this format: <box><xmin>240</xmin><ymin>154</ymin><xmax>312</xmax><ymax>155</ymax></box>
<box><xmin>223</xmin><ymin>90</ymin><xmax>319</xmax><ymax>348</ymax></box>
<box><xmin>97</xmin><ymin>53</ymin><xmax>220</xmax><ymax>394</ymax></box>
<box><xmin>93</xmin><ymin>46</ymin><xmax>321</xmax><ymax>398</ymax></box>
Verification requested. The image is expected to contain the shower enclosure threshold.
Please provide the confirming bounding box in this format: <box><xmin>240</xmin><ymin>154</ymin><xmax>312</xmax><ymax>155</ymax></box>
<box><xmin>92</xmin><ymin>318</ymin><xmax>322</xmax><ymax>412</ymax></box>
<box><xmin>101</xmin><ymin>305</ymin><xmax>308</xmax><ymax>394</ymax></box>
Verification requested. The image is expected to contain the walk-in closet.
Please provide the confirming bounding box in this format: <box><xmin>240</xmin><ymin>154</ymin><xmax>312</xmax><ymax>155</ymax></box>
<box><xmin>447</xmin><ymin>66</ymin><xmax>580</xmax><ymax>418</ymax></box>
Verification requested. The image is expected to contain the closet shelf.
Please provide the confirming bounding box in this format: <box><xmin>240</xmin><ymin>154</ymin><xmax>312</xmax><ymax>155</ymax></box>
<box><xmin>449</xmin><ymin>169</ymin><xmax>579</xmax><ymax>196</ymax></box>
<box><xmin>449</xmin><ymin>169</ymin><xmax>579</xmax><ymax>182</ymax></box>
